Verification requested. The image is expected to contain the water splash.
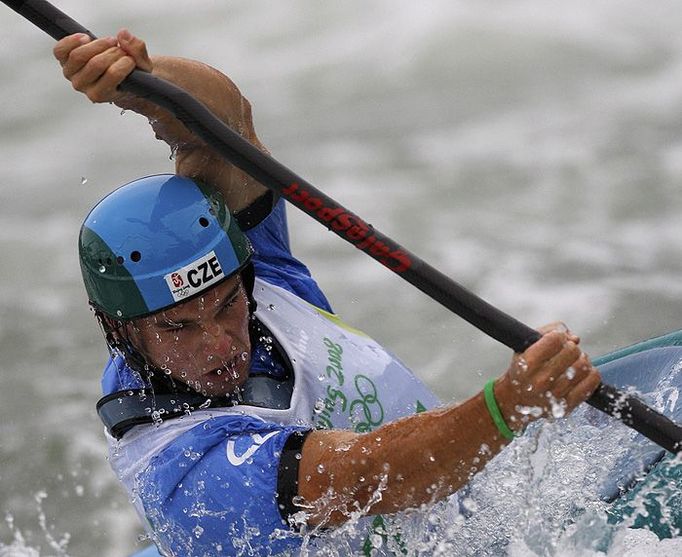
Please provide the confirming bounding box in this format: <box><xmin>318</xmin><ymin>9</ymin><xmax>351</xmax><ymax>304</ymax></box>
<box><xmin>0</xmin><ymin>496</ymin><xmax>71</xmax><ymax>557</ymax></box>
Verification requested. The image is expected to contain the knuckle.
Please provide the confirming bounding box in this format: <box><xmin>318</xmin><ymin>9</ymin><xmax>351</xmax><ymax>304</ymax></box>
<box><xmin>87</xmin><ymin>90</ymin><xmax>106</xmax><ymax>103</ymax></box>
<box><xmin>70</xmin><ymin>78</ymin><xmax>86</xmax><ymax>93</ymax></box>
<box><xmin>109</xmin><ymin>58</ymin><xmax>134</xmax><ymax>78</ymax></box>
<box><xmin>68</xmin><ymin>48</ymin><xmax>89</xmax><ymax>67</ymax></box>
<box><xmin>565</xmin><ymin>341</ymin><xmax>581</xmax><ymax>360</ymax></box>
<box><xmin>53</xmin><ymin>44</ymin><xmax>65</xmax><ymax>62</ymax></box>
<box><xmin>89</xmin><ymin>50</ymin><xmax>117</xmax><ymax>73</ymax></box>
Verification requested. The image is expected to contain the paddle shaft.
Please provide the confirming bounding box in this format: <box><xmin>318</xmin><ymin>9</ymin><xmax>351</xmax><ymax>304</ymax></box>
<box><xmin>4</xmin><ymin>0</ymin><xmax>682</xmax><ymax>453</ymax></box>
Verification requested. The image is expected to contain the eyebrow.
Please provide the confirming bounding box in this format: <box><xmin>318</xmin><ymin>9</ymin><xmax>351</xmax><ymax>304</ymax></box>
<box><xmin>157</xmin><ymin>280</ymin><xmax>242</xmax><ymax>328</ymax></box>
<box><xmin>219</xmin><ymin>281</ymin><xmax>242</xmax><ymax>307</ymax></box>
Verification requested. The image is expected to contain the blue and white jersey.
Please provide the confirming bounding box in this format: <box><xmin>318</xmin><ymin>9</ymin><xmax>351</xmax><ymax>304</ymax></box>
<box><xmin>101</xmin><ymin>200</ymin><xmax>440</xmax><ymax>556</ymax></box>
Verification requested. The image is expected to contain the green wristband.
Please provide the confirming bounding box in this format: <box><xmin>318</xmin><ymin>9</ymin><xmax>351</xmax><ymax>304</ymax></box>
<box><xmin>483</xmin><ymin>378</ymin><xmax>516</xmax><ymax>441</ymax></box>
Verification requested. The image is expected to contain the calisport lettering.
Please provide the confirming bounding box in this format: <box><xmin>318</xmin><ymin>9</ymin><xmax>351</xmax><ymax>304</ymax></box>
<box><xmin>282</xmin><ymin>183</ymin><xmax>412</xmax><ymax>273</ymax></box>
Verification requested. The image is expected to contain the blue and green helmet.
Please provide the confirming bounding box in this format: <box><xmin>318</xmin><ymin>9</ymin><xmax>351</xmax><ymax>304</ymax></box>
<box><xmin>79</xmin><ymin>174</ymin><xmax>253</xmax><ymax>320</ymax></box>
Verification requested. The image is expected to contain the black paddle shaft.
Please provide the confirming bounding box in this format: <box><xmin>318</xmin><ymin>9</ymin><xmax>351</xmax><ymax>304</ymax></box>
<box><xmin>5</xmin><ymin>0</ymin><xmax>682</xmax><ymax>453</ymax></box>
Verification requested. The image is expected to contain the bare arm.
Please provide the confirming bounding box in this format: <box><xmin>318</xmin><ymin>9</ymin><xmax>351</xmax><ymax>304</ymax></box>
<box><xmin>298</xmin><ymin>327</ymin><xmax>601</xmax><ymax>526</ymax></box>
<box><xmin>53</xmin><ymin>30</ymin><xmax>267</xmax><ymax>211</ymax></box>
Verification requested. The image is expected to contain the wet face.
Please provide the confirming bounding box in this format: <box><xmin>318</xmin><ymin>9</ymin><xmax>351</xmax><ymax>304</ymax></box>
<box><xmin>126</xmin><ymin>275</ymin><xmax>251</xmax><ymax>396</ymax></box>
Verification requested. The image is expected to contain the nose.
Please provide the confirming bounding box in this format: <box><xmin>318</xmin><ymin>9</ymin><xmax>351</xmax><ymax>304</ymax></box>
<box><xmin>200</xmin><ymin>322</ymin><xmax>233</xmax><ymax>356</ymax></box>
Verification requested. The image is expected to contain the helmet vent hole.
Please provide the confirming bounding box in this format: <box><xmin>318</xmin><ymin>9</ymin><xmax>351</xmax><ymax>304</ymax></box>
<box><xmin>106</xmin><ymin>257</ymin><xmax>112</xmax><ymax>266</ymax></box>
<box><xmin>130</xmin><ymin>251</ymin><xmax>142</xmax><ymax>263</ymax></box>
<box><xmin>116</xmin><ymin>256</ymin><xmax>124</xmax><ymax>265</ymax></box>
<box><xmin>199</xmin><ymin>217</ymin><xmax>210</xmax><ymax>228</ymax></box>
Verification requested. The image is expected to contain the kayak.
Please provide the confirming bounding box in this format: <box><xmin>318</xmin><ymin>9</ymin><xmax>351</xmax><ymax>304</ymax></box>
<box><xmin>128</xmin><ymin>329</ymin><xmax>682</xmax><ymax>556</ymax></box>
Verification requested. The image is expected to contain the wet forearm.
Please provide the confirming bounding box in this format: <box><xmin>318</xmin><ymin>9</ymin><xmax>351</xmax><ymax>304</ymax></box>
<box><xmin>116</xmin><ymin>56</ymin><xmax>268</xmax><ymax>210</ymax></box>
<box><xmin>300</xmin><ymin>391</ymin><xmax>508</xmax><ymax>525</ymax></box>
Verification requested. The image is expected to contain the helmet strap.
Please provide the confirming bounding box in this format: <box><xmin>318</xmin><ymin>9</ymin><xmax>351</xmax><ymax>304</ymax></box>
<box><xmin>95</xmin><ymin>309</ymin><xmax>152</xmax><ymax>376</ymax></box>
<box><xmin>241</xmin><ymin>262</ymin><xmax>257</xmax><ymax>314</ymax></box>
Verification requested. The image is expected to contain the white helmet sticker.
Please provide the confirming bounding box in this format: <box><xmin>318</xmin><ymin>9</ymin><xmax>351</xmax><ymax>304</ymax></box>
<box><xmin>164</xmin><ymin>250</ymin><xmax>224</xmax><ymax>302</ymax></box>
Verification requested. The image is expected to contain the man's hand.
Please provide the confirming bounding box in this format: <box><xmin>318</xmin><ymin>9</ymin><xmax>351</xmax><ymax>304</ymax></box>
<box><xmin>297</xmin><ymin>321</ymin><xmax>600</xmax><ymax>527</ymax></box>
<box><xmin>54</xmin><ymin>30</ymin><xmax>152</xmax><ymax>104</ymax></box>
<box><xmin>495</xmin><ymin>323</ymin><xmax>601</xmax><ymax>432</ymax></box>
<box><xmin>53</xmin><ymin>30</ymin><xmax>268</xmax><ymax>211</ymax></box>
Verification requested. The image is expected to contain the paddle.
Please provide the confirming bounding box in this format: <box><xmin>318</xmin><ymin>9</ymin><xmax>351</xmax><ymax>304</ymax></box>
<box><xmin>4</xmin><ymin>0</ymin><xmax>682</xmax><ymax>454</ymax></box>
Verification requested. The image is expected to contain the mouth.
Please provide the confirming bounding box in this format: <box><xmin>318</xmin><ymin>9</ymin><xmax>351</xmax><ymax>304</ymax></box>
<box><xmin>203</xmin><ymin>353</ymin><xmax>248</xmax><ymax>381</ymax></box>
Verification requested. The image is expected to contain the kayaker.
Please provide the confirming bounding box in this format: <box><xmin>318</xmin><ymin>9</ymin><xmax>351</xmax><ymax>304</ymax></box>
<box><xmin>54</xmin><ymin>30</ymin><xmax>602</xmax><ymax>555</ymax></box>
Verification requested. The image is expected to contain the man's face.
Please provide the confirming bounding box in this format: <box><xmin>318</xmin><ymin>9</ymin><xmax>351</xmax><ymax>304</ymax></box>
<box><xmin>126</xmin><ymin>275</ymin><xmax>251</xmax><ymax>396</ymax></box>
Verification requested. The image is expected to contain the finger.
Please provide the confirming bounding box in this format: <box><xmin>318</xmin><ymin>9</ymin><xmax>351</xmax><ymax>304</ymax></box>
<box><xmin>117</xmin><ymin>29</ymin><xmax>153</xmax><ymax>72</ymax></box>
<box><xmin>53</xmin><ymin>33</ymin><xmax>91</xmax><ymax>66</ymax></box>
<box><xmin>534</xmin><ymin>341</ymin><xmax>582</xmax><ymax>391</ymax></box>
<box><xmin>547</xmin><ymin>353</ymin><xmax>593</xmax><ymax>398</ymax></box>
<box><xmin>70</xmin><ymin>47</ymin><xmax>130</xmax><ymax>94</ymax></box>
<box><xmin>536</xmin><ymin>322</ymin><xmax>580</xmax><ymax>345</ymax></box>
<box><xmin>537</xmin><ymin>322</ymin><xmax>567</xmax><ymax>335</ymax></box>
<box><xmin>62</xmin><ymin>37</ymin><xmax>118</xmax><ymax>80</ymax></box>
<box><xmin>522</xmin><ymin>331</ymin><xmax>568</xmax><ymax>371</ymax></box>
<box><xmin>563</xmin><ymin>369</ymin><xmax>602</xmax><ymax>411</ymax></box>
<box><xmin>81</xmin><ymin>56</ymin><xmax>136</xmax><ymax>103</ymax></box>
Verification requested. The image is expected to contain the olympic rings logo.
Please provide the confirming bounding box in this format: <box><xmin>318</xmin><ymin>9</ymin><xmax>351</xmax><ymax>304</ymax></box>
<box><xmin>350</xmin><ymin>374</ymin><xmax>384</xmax><ymax>433</ymax></box>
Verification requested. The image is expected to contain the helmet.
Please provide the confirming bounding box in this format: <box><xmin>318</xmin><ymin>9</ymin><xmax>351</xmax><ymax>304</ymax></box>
<box><xmin>79</xmin><ymin>174</ymin><xmax>253</xmax><ymax>320</ymax></box>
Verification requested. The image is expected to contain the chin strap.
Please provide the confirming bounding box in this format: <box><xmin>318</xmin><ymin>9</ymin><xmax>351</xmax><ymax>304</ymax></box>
<box><xmin>97</xmin><ymin>369</ymin><xmax>294</xmax><ymax>440</ymax></box>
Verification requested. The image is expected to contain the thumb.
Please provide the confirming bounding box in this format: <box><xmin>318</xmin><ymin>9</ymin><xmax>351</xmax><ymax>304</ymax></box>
<box><xmin>117</xmin><ymin>29</ymin><xmax>153</xmax><ymax>72</ymax></box>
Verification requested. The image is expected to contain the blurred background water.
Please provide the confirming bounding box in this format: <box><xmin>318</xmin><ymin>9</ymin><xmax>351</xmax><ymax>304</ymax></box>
<box><xmin>1</xmin><ymin>0</ymin><xmax>682</xmax><ymax>555</ymax></box>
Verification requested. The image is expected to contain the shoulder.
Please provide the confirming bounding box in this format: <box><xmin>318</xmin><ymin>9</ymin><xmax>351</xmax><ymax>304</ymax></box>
<box><xmin>239</xmin><ymin>196</ymin><xmax>333</xmax><ymax>311</ymax></box>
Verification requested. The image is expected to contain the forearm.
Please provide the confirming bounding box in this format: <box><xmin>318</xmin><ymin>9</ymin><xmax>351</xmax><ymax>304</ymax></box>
<box><xmin>299</xmin><ymin>390</ymin><xmax>507</xmax><ymax>525</ymax></box>
<box><xmin>116</xmin><ymin>56</ymin><xmax>268</xmax><ymax>210</ymax></box>
<box><xmin>298</xmin><ymin>330</ymin><xmax>601</xmax><ymax>527</ymax></box>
